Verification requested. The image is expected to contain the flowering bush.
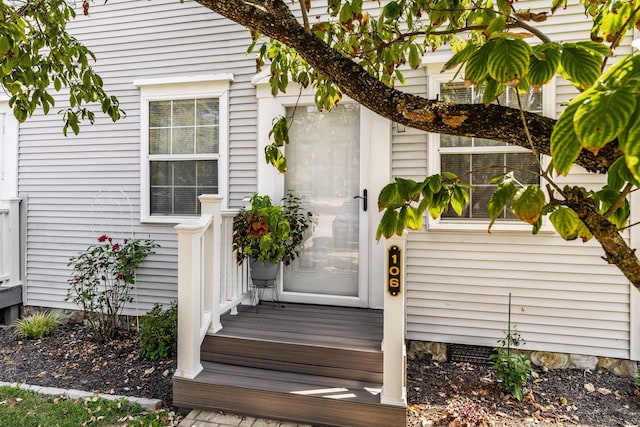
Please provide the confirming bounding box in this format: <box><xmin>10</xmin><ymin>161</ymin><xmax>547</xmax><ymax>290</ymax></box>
<box><xmin>67</xmin><ymin>235</ymin><xmax>158</xmax><ymax>343</ymax></box>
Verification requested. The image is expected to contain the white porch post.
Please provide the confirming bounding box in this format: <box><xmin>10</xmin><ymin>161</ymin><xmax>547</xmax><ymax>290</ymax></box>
<box><xmin>199</xmin><ymin>195</ymin><xmax>224</xmax><ymax>333</ymax></box>
<box><xmin>381</xmin><ymin>232</ymin><xmax>407</xmax><ymax>406</ymax></box>
<box><xmin>175</xmin><ymin>222</ymin><xmax>204</xmax><ymax>379</ymax></box>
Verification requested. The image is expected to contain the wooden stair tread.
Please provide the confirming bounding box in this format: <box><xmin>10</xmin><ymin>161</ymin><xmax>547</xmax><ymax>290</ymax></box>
<box><xmin>194</xmin><ymin>361</ymin><xmax>382</xmax><ymax>404</ymax></box>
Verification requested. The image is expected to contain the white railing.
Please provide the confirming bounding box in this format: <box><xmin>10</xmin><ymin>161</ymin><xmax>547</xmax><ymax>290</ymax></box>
<box><xmin>0</xmin><ymin>198</ymin><xmax>20</xmax><ymax>286</ymax></box>
<box><xmin>175</xmin><ymin>195</ymin><xmax>250</xmax><ymax>379</ymax></box>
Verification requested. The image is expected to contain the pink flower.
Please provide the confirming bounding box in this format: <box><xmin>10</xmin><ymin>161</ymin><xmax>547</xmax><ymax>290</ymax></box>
<box><xmin>112</xmin><ymin>243</ymin><xmax>121</xmax><ymax>250</ymax></box>
<box><xmin>116</xmin><ymin>273</ymin><xmax>126</xmax><ymax>280</ymax></box>
<box><xmin>98</xmin><ymin>235</ymin><xmax>109</xmax><ymax>242</ymax></box>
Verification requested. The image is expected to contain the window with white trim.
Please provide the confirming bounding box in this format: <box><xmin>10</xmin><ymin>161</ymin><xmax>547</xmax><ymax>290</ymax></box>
<box><xmin>434</xmin><ymin>82</ymin><xmax>542</xmax><ymax>221</ymax></box>
<box><xmin>136</xmin><ymin>76</ymin><xmax>231</xmax><ymax>222</ymax></box>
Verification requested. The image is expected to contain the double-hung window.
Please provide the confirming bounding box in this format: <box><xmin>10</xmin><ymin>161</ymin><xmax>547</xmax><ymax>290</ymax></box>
<box><xmin>135</xmin><ymin>75</ymin><xmax>232</xmax><ymax>222</ymax></box>
<box><xmin>430</xmin><ymin>79</ymin><xmax>545</xmax><ymax>222</ymax></box>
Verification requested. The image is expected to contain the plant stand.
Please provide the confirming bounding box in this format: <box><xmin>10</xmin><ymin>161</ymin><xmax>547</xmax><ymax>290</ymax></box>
<box><xmin>249</xmin><ymin>259</ymin><xmax>282</xmax><ymax>308</ymax></box>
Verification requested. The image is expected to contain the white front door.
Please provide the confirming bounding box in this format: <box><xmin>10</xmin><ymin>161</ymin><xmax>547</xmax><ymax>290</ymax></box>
<box><xmin>255</xmin><ymin>81</ymin><xmax>391</xmax><ymax>308</ymax></box>
<box><xmin>282</xmin><ymin>104</ymin><xmax>367</xmax><ymax>306</ymax></box>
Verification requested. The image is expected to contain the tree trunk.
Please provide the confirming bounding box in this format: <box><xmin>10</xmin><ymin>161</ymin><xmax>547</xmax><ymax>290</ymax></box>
<box><xmin>564</xmin><ymin>186</ymin><xmax>640</xmax><ymax>290</ymax></box>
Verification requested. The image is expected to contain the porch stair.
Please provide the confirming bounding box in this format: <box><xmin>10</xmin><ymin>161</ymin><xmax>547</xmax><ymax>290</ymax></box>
<box><xmin>173</xmin><ymin>303</ymin><xmax>406</xmax><ymax>427</ymax></box>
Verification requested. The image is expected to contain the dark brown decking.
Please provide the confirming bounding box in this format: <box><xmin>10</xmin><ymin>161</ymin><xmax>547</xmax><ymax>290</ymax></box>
<box><xmin>173</xmin><ymin>303</ymin><xmax>406</xmax><ymax>427</ymax></box>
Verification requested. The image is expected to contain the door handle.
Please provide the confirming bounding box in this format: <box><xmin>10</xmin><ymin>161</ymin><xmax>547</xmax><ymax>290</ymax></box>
<box><xmin>354</xmin><ymin>189</ymin><xmax>367</xmax><ymax>211</ymax></box>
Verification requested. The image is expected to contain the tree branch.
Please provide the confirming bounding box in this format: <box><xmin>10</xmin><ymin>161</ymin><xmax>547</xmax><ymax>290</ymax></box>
<box><xmin>196</xmin><ymin>0</ymin><xmax>621</xmax><ymax>174</ymax></box>
<box><xmin>564</xmin><ymin>186</ymin><xmax>640</xmax><ymax>289</ymax></box>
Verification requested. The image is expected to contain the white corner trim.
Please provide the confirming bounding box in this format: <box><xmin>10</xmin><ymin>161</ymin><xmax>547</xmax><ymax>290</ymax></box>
<box><xmin>133</xmin><ymin>74</ymin><xmax>234</xmax><ymax>88</ymax></box>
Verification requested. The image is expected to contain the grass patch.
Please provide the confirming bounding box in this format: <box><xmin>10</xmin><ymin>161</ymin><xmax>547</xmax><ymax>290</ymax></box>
<box><xmin>0</xmin><ymin>386</ymin><xmax>180</xmax><ymax>426</ymax></box>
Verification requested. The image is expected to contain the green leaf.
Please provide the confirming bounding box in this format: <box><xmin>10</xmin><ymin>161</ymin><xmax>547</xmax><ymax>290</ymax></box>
<box><xmin>486</xmin><ymin>16</ymin><xmax>507</xmax><ymax>35</ymax></box>
<box><xmin>618</xmin><ymin>105</ymin><xmax>640</xmax><ymax>183</ymax></box>
<box><xmin>510</xmin><ymin>186</ymin><xmax>545</xmax><ymax>225</ymax></box>
<box><xmin>264</xmin><ymin>145</ymin><xmax>287</xmax><ymax>173</ymax></box>
<box><xmin>441</xmin><ymin>43</ymin><xmax>478</xmax><ymax>73</ymax></box>
<box><xmin>488</xmin><ymin>179</ymin><xmax>516</xmax><ymax>219</ymax></box>
<box><xmin>428</xmin><ymin>174</ymin><xmax>443</xmax><ymax>193</ymax></box>
<box><xmin>550</xmin><ymin>92</ymin><xmax>590</xmax><ymax>175</ymax></box>
<box><xmin>378</xmin><ymin>182</ymin><xmax>405</xmax><ymax>210</ymax></box>
<box><xmin>409</xmin><ymin>44</ymin><xmax>421</xmax><ymax>69</ymax></box>
<box><xmin>482</xmin><ymin>77</ymin><xmax>506</xmax><ymax>105</ymax></box>
<box><xmin>573</xmin><ymin>41</ymin><xmax>611</xmax><ymax>57</ymax></box>
<box><xmin>607</xmin><ymin>157</ymin><xmax>632</xmax><ymax>190</ymax></box>
<box><xmin>487</xmin><ymin>38</ymin><xmax>532</xmax><ymax>86</ymax></box>
<box><xmin>599</xmin><ymin>54</ymin><xmax>640</xmax><ymax>87</ymax></box>
<box><xmin>573</xmin><ymin>89</ymin><xmax>636</xmax><ymax>155</ymax></box>
<box><xmin>528</xmin><ymin>44</ymin><xmax>561</xmax><ymax>87</ymax></box>
<box><xmin>427</xmin><ymin>189</ymin><xmax>450</xmax><ymax>219</ymax></box>
<box><xmin>404</xmin><ymin>206</ymin><xmax>424</xmax><ymax>230</ymax></box>
<box><xmin>450</xmin><ymin>186</ymin><xmax>469</xmax><ymax>216</ymax></box>
<box><xmin>487</xmin><ymin>179</ymin><xmax>516</xmax><ymax>231</ymax></box>
<box><xmin>396</xmin><ymin>177</ymin><xmax>420</xmax><ymax>201</ymax></box>
<box><xmin>383</xmin><ymin>1</ymin><xmax>401</xmax><ymax>19</ymax></box>
<box><xmin>560</xmin><ymin>44</ymin><xmax>602</xmax><ymax>89</ymax></box>
<box><xmin>599</xmin><ymin>3</ymin><xmax>631</xmax><ymax>44</ymax></box>
<box><xmin>549</xmin><ymin>207</ymin><xmax>581</xmax><ymax>240</ymax></box>
<box><xmin>377</xmin><ymin>208</ymin><xmax>399</xmax><ymax>240</ymax></box>
<box><xmin>339</xmin><ymin>2</ymin><xmax>352</xmax><ymax>22</ymax></box>
<box><xmin>465</xmin><ymin>42</ymin><xmax>494</xmax><ymax>84</ymax></box>
<box><xmin>551</xmin><ymin>0</ymin><xmax>567</xmax><ymax>13</ymax></box>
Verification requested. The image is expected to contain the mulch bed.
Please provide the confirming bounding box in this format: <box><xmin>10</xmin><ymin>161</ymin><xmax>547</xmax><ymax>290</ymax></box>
<box><xmin>0</xmin><ymin>321</ymin><xmax>639</xmax><ymax>426</ymax></box>
<box><xmin>0</xmin><ymin>323</ymin><xmax>175</xmax><ymax>408</ymax></box>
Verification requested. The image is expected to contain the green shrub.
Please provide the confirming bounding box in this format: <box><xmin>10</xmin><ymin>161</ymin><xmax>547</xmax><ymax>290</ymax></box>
<box><xmin>138</xmin><ymin>303</ymin><xmax>178</xmax><ymax>360</ymax></box>
<box><xmin>12</xmin><ymin>311</ymin><xmax>64</xmax><ymax>339</ymax></box>
<box><xmin>490</xmin><ymin>329</ymin><xmax>533</xmax><ymax>401</ymax></box>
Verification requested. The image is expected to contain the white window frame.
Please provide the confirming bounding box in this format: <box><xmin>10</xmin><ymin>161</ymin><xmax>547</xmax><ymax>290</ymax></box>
<box><xmin>426</xmin><ymin>68</ymin><xmax>555</xmax><ymax>232</ymax></box>
<box><xmin>134</xmin><ymin>75</ymin><xmax>232</xmax><ymax>223</ymax></box>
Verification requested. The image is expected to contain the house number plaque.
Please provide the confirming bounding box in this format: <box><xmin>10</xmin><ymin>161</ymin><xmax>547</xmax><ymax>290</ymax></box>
<box><xmin>388</xmin><ymin>245</ymin><xmax>401</xmax><ymax>296</ymax></box>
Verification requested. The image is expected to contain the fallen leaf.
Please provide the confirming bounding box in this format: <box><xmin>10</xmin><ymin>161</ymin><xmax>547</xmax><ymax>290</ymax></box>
<box><xmin>143</xmin><ymin>367</ymin><xmax>155</xmax><ymax>376</ymax></box>
<box><xmin>597</xmin><ymin>387</ymin><xmax>611</xmax><ymax>395</ymax></box>
<box><xmin>584</xmin><ymin>383</ymin><xmax>595</xmax><ymax>392</ymax></box>
<box><xmin>614</xmin><ymin>391</ymin><xmax>622</xmax><ymax>400</ymax></box>
<box><xmin>560</xmin><ymin>397</ymin><xmax>568</xmax><ymax>406</ymax></box>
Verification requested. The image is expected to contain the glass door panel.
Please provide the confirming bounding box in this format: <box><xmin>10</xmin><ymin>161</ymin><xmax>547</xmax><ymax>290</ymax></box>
<box><xmin>283</xmin><ymin>104</ymin><xmax>361</xmax><ymax>297</ymax></box>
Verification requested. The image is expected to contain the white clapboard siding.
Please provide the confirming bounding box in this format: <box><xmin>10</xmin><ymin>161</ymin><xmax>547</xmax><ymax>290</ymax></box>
<box><xmin>19</xmin><ymin>0</ymin><xmax>257</xmax><ymax>312</ymax></box>
<box><xmin>391</xmin><ymin>68</ymin><xmax>429</xmax><ymax>181</ymax></box>
<box><xmin>405</xmin><ymin>231</ymin><xmax>632</xmax><ymax>358</ymax></box>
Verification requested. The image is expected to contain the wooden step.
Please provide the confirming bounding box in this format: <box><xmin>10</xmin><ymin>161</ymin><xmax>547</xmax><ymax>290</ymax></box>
<box><xmin>173</xmin><ymin>361</ymin><xmax>405</xmax><ymax>427</ymax></box>
<box><xmin>202</xmin><ymin>303</ymin><xmax>383</xmax><ymax>382</ymax></box>
<box><xmin>201</xmin><ymin>334</ymin><xmax>382</xmax><ymax>382</ymax></box>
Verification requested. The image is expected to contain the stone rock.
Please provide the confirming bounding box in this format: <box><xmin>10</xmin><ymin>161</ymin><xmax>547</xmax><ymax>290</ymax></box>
<box><xmin>612</xmin><ymin>360</ymin><xmax>637</xmax><ymax>378</ymax></box>
<box><xmin>426</xmin><ymin>342</ymin><xmax>448</xmax><ymax>362</ymax></box>
<box><xmin>569</xmin><ymin>354</ymin><xmax>598</xmax><ymax>371</ymax></box>
<box><xmin>406</xmin><ymin>341</ymin><xmax>448</xmax><ymax>362</ymax></box>
<box><xmin>596</xmin><ymin>357</ymin><xmax>616</xmax><ymax>372</ymax></box>
<box><xmin>530</xmin><ymin>351</ymin><xmax>570</xmax><ymax>370</ymax></box>
<box><xmin>67</xmin><ymin>310</ymin><xmax>84</xmax><ymax>324</ymax></box>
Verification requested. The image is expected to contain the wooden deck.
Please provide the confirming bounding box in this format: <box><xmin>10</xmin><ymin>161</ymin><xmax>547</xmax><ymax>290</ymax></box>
<box><xmin>173</xmin><ymin>303</ymin><xmax>406</xmax><ymax>427</ymax></box>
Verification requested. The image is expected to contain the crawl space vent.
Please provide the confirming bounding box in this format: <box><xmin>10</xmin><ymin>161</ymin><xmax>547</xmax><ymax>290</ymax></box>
<box><xmin>448</xmin><ymin>344</ymin><xmax>495</xmax><ymax>365</ymax></box>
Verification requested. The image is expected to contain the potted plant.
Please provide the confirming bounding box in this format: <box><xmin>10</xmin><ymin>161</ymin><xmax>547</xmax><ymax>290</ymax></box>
<box><xmin>232</xmin><ymin>192</ymin><xmax>314</xmax><ymax>285</ymax></box>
